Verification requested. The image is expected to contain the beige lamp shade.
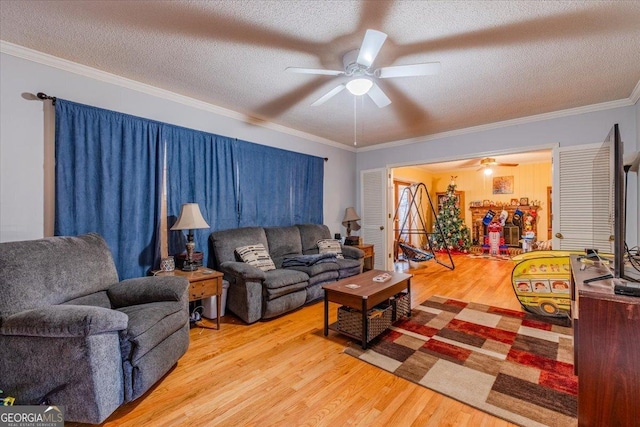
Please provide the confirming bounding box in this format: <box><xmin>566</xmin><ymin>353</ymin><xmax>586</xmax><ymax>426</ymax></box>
<box><xmin>342</xmin><ymin>207</ymin><xmax>361</xmax><ymax>231</ymax></box>
<box><xmin>170</xmin><ymin>203</ymin><xmax>210</xmax><ymax>230</ymax></box>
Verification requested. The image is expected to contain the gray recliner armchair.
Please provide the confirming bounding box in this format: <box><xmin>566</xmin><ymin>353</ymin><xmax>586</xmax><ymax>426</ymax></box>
<box><xmin>0</xmin><ymin>233</ymin><xmax>190</xmax><ymax>424</ymax></box>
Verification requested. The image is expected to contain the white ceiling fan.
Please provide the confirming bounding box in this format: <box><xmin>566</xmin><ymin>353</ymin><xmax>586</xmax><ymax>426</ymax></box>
<box><xmin>477</xmin><ymin>157</ymin><xmax>519</xmax><ymax>169</ymax></box>
<box><xmin>286</xmin><ymin>29</ymin><xmax>441</xmax><ymax>108</ymax></box>
<box><xmin>459</xmin><ymin>157</ymin><xmax>519</xmax><ymax>175</ymax></box>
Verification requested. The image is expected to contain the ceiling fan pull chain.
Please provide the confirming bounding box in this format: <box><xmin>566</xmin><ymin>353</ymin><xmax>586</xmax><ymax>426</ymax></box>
<box><xmin>360</xmin><ymin>96</ymin><xmax>364</xmax><ymax>142</ymax></box>
<box><xmin>354</xmin><ymin>96</ymin><xmax>357</xmax><ymax>146</ymax></box>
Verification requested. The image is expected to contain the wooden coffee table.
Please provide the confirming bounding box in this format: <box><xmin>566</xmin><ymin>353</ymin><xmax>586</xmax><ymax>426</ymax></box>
<box><xmin>322</xmin><ymin>269</ymin><xmax>412</xmax><ymax>349</ymax></box>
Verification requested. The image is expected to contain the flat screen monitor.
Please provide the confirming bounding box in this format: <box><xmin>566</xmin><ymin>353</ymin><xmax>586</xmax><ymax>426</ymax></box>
<box><xmin>593</xmin><ymin>124</ymin><xmax>639</xmax><ymax>284</ymax></box>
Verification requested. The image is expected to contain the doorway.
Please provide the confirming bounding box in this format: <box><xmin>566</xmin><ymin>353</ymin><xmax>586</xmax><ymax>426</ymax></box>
<box><xmin>389</xmin><ymin>149</ymin><xmax>553</xmax><ymax>263</ymax></box>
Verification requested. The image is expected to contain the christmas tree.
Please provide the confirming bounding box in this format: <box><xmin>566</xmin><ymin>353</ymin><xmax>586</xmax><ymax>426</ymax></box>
<box><xmin>430</xmin><ymin>178</ymin><xmax>472</xmax><ymax>253</ymax></box>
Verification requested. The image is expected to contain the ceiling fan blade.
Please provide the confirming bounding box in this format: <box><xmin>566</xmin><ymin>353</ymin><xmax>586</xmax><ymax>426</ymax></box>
<box><xmin>311</xmin><ymin>84</ymin><xmax>345</xmax><ymax>106</ymax></box>
<box><xmin>376</xmin><ymin>62</ymin><xmax>441</xmax><ymax>79</ymax></box>
<box><xmin>286</xmin><ymin>67</ymin><xmax>344</xmax><ymax>76</ymax></box>
<box><xmin>497</xmin><ymin>162</ymin><xmax>519</xmax><ymax>167</ymax></box>
<box><xmin>458</xmin><ymin>158</ymin><xmax>481</xmax><ymax>168</ymax></box>
<box><xmin>458</xmin><ymin>163</ymin><xmax>481</xmax><ymax>169</ymax></box>
<box><xmin>367</xmin><ymin>82</ymin><xmax>391</xmax><ymax>108</ymax></box>
<box><xmin>356</xmin><ymin>29</ymin><xmax>387</xmax><ymax>68</ymax></box>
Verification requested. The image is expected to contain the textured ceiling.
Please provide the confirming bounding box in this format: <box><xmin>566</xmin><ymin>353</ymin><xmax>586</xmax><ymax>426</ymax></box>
<box><xmin>1</xmin><ymin>1</ymin><xmax>639</xmax><ymax>148</ymax></box>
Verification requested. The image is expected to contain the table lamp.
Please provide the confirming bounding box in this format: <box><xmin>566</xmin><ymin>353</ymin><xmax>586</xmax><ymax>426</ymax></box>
<box><xmin>342</xmin><ymin>207</ymin><xmax>361</xmax><ymax>237</ymax></box>
<box><xmin>170</xmin><ymin>203</ymin><xmax>210</xmax><ymax>271</ymax></box>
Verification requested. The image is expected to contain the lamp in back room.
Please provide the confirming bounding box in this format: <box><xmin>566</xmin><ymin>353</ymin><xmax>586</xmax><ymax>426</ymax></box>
<box><xmin>342</xmin><ymin>207</ymin><xmax>361</xmax><ymax>237</ymax></box>
<box><xmin>170</xmin><ymin>203</ymin><xmax>210</xmax><ymax>271</ymax></box>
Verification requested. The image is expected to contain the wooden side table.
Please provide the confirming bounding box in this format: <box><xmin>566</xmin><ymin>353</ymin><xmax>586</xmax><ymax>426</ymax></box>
<box><xmin>354</xmin><ymin>244</ymin><xmax>374</xmax><ymax>271</ymax></box>
<box><xmin>153</xmin><ymin>268</ymin><xmax>224</xmax><ymax>330</ymax></box>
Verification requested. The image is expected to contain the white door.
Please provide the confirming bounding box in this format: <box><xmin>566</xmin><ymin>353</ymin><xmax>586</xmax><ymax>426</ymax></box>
<box><xmin>361</xmin><ymin>168</ymin><xmax>388</xmax><ymax>270</ymax></box>
<box><xmin>552</xmin><ymin>143</ymin><xmax>613</xmax><ymax>252</ymax></box>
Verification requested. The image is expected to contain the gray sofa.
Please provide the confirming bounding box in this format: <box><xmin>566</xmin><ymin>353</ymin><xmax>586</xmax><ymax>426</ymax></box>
<box><xmin>0</xmin><ymin>233</ymin><xmax>190</xmax><ymax>424</ymax></box>
<box><xmin>210</xmin><ymin>224</ymin><xmax>364</xmax><ymax>323</ymax></box>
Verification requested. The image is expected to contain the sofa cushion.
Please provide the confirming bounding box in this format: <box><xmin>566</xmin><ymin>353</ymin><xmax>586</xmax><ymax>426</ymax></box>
<box><xmin>0</xmin><ymin>233</ymin><xmax>119</xmax><ymax>317</ymax></box>
<box><xmin>336</xmin><ymin>258</ymin><xmax>363</xmax><ymax>278</ymax></box>
<box><xmin>264</xmin><ymin>226</ymin><xmax>303</xmax><ymax>268</ymax></box>
<box><xmin>235</xmin><ymin>244</ymin><xmax>276</xmax><ymax>272</ymax></box>
<box><xmin>263</xmin><ymin>269</ymin><xmax>308</xmax><ymax>301</ymax></box>
<box><xmin>306</xmin><ymin>270</ymin><xmax>339</xmax><ymax>287</ymax></box>
<box><xmin>296</xmin><ymin>224</ymin><xmax>331</xmax><ymax>254</ymax></box>
<box><xmin>210</xmin><ymin>227</ymin><xmax>269</xmax><ymax>267</ymax></box>
<box><xmin>317</xmin><ymin>239</ymin><xmax>344</xmax><ymax>259</ymax></box>
<box><xmin>117</xmin><ymin>301</ymin><xmax>187</xmax><ymax>363</ymax></box>
<box><xmin>284</xmin><ymin>261</ymin><xmax>339</xmax><ymax>277</ymax></box>
<box><xmin>262</xmin><ymin>268</ymin><xmax>308</xmax><ymax>290</ymax></box>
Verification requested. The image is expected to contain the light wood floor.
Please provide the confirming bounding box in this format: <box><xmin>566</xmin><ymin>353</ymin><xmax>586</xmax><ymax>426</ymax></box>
<box><xmin>73</xmin><ymin>254</ymin><xmax>521</xmax><ymax>426</ymax></box>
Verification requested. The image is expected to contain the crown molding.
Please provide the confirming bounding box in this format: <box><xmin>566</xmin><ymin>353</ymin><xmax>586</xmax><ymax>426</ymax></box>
<box><xmin>0</xmin><ymin>41</ymin><xmax>354</xmax><ymax>153</ymax></box>
<box><xmin>630</xmin><ymin>79</ymin><xmax>640</xmax><ymax>105</ymax></box>
<box><xmin>359</xmin><ymin>95</ymin><xmax>637</xmax><ymax>153</ymax></box>
<box><xmin>2</xmin><ymin>40</ymin><xmax>635</xmax><ymax>156</ymax></box>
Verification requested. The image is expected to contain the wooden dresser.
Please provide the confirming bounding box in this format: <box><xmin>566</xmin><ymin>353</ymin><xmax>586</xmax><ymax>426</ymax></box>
<box><xmin>569</xmin><ymin>255</ymin><xmax>640</xmax><ymax>426</ymax></box>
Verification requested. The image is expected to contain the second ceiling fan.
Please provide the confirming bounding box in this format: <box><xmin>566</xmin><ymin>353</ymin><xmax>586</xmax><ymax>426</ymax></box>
<box><xmin>459</xmin><ymin>157</ymin><xmax>520</xmax><ymax>174</ymax></box>
<box><xmin>286</xmin><ymin>29</ymin><xmax>441</xmax><ymax>108</ymax></box>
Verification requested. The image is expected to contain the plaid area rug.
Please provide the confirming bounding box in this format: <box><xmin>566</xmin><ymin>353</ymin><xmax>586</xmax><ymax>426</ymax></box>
<box><xmin>344</xmin><ymin>296</ymin><xmax>577</xmax><ymax>427</ymax></box>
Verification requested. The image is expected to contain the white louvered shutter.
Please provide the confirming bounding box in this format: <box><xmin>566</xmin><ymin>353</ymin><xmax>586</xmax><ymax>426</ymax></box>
<box><xmin>553</xmin><ymin>143</ymin><xmax>613</xmax><ymax>252</ymax></box>
<box><xmin>361</xmin><ymin>168</ymin><xmax>387</xmax><ymax>270</ymax></box>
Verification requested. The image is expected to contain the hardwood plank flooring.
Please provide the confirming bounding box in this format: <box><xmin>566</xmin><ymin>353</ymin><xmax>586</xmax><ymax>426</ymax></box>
<box><xmin>70</xmin><ymin>254</ymin><xmax>520</xmax><ymax>426</ymax></box>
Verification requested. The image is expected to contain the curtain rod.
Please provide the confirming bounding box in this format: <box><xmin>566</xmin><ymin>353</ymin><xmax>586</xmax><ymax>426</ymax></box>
<box><xmin>37</xmin><ymin>92</ymin><xmax>57</xmax><ymax>105</ymax></box>
<box><xmin>35</xmin><ymin>92</ymin><xmax>328</xmax><ymax>162</ymax></box>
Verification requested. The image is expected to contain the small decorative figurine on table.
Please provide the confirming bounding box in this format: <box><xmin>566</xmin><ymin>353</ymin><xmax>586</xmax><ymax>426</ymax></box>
<box><xmin>522</xmin><ymin>231</ymin><xmax>535</xmax><ymax>252</ymax></box>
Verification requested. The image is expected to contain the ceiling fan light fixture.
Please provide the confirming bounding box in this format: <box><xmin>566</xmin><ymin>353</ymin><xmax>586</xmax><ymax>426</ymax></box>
<box><xmin>346</xmin><ymin>78</ymin><xmax>373</xmax><ymax>96</ymax></box>
<box><xmin>483</xmin><ymin>167</ymin><xmax>493</xmax><ymax>176</ymax></box>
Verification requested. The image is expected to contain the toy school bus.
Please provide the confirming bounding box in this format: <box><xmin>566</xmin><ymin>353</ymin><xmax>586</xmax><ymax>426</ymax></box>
<box><xmin>511</xmin><ymin>251</ymin><xmax>577</xmax><ymax>317</ymax></box>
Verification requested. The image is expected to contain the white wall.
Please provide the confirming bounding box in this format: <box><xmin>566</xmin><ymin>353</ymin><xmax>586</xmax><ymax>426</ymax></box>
<box><xmin>0</xmin><ymin>52</ymin><xmax>357</xmax><ymax>242</ymax></box>
<box><xmin>357</xmin><ymin>105</ymin><xmax>639</xmax><ymax>246</ymax></box>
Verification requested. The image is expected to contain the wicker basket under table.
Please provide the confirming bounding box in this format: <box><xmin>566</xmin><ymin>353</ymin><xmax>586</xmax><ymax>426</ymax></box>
<box><xmin>337</xmin><ymin>304</ymin><xmax>393</xmax><ymax>343</ymax></box>
<box><xmin>391</xmin><ymin>292</ymin><xmax>411</xmax><ymax>321</ymax></box>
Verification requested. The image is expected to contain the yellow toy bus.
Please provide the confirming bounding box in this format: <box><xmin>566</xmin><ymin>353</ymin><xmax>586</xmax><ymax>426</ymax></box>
<box><xmin>510</xmin><ymin>250</ymin><xmax>581</xmax><ymax>317</ymax></box>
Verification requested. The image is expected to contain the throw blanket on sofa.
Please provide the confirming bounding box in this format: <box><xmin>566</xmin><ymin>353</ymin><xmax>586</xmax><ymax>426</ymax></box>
<box><xmin>282</xmin><ymin>253</ymin><xmax>337</xmax><ymax>267</ymax></box>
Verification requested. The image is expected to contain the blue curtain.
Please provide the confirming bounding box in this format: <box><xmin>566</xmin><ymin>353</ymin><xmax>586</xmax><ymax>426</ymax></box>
<box><xmin>55</xmin><ymin>100</ymin><xmax>163</xmax><ymax>280</ymax></box>
<box><xmin>55</xmin><ymin>99</ymin><xmax>324</xmax><ymax>276</ymax></box>
<box><xmin>164</xmin><ymin>126</ymin><xmax>237</xmax><ymax>267</ymax></box>
<box><xmin>235</xmin><ymin>140</ymin><xmax>324</xmax><ymax>227</ymax></box>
